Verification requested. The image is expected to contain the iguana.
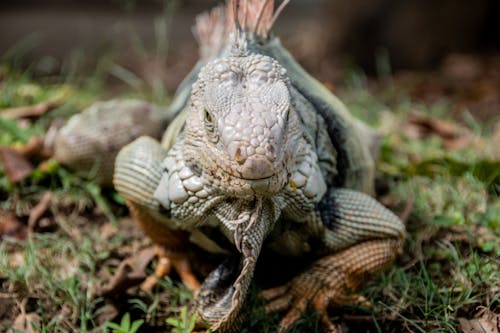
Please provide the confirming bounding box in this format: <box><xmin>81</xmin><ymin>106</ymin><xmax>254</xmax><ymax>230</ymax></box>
<box><xmin>56</xmin><ymin>1</ymin><xmax>406</xmax><ymax>331</ymax></box>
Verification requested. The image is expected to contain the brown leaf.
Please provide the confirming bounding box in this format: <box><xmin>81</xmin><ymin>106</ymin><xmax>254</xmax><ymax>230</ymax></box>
<box><xmin>99</xmin><ymin>223</ymin><xmax>119</xmax><ymax>240</ymax></box>
<box><xmin>406</xmin><ymin>112</ymin><xmax>472</xmax><ymax>149</ymax></box>
<box><xmin>408</xmin><ymin>112</ymin><xmax>461</xmax><ymax>138</ymax></box>
<box><xmin>441</xmin><ymin>53</ymin><xmax>484</xmax><ymax>82</ymax></box>
<box><xmin>96</xmin><ymin>304</ymin><xmax>119</xmax><ymax>326</ymax></box>
<box><xmin>438</xmin><ymin>225</ymin><xmax>495</xmax><ymax>247</ymax></box>
<box><xmin>12</xmin><ymin>312</ymin><xmax>42</xmax><ymax>333</ymax></box>
<box><xmin>493</xmin><ymin>122</ymin><xmax>500</xmax><ymax>141</ymax></box>
<box><xmin>0</xmin><ymin>292</ymin><xmax>15</xmax><ymax>321</ymax></box>
<box><xmin>0</xmin><ymin>148</ymin><xmax>33</xmax><ymax>183</ymax></box>
<box><xmin>459</xmin><ymin>307</ymin><xmax>500</xmax><ymax>333</ymax></box>
<box><xmin>98</xmin><ymin>247</ymin><xmax>156</xmax><ymax>297</ymax></box>
<box><xmin>0</xmin><ymin>210</ymin><xmax>27</xmax><ymax>240</ymax></box>
<box><xmin>0</xmin><ymin>99</ymin><xmax>62</xmax><ymax>119</ymax></box>
<box><xmin>28</xmin><ymin>192</ymin><xmax>52</xmax><ymax>231</ymax></box>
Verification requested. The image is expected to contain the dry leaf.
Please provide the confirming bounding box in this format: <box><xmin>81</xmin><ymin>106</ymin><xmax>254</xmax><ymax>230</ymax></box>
<box><xmin>100</xmin><ymin>223</ymin><xmax>119</xmax><ymax>240</ymax></box>
<box><xmin>0</xmin><ymin>293</ymin><xmax>15</xmax><ymax>322</ymax></box>
<box><xmin>0</xmin><ymin>210</ymin><xmax>27</xmax><ymax>240</ymax></box>
<box><xmin>98</xmin><ymin>247</ymin><xmax>156</xmax><ymax>297</ymax></box>
<box><xmin>441</xmin><ymin>53</ymin><xmax>484</xmax><ymax>82</ymax></box>
<box><xmin>0</xmin><ymin>148</ymin><xmax>33</xmax><ymax>183</ymax></box>
<box><xmin>459</xmin><ymin>307</ymin><xmax>500</xmax><ymax>333</ymax></box>
<box><xmin>438</xmin><ymin>225</ymin><xmax>496</xmax><ymax>247</ymax></box>
<box><xmin>96</xmin><ymin>304</ymin><xmax>119</xmax><ymax>326</ymax></box>
<box><xmin>493</xmin><ymin>122</ymin><xmax>500</xmax><ymax>141</ymax></box>
<box><xmin>405</xmin><ymin>112</ymin><xmax>472</xmax><ymax>149</ymax></box>
<box><xmin>58</xmin><ymin>259</ymin><xmax>79</xmax><ymax>280</ymax></box>
<box><xmin>12</xmin><ymin>312</ymin><xmax>42</xmax><ymax>333</ymax></box>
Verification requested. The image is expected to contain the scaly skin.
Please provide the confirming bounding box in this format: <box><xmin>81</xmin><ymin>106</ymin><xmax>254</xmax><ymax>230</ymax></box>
<box><xmin>113</xmin><ymin>1</ymin><xmax>406</xmax><ymax>332</ymax></box>
<box><xmin>52</xmin><ymin>99</ymin><xmax>169</xmax><ymax>185</ymax></box>
<box><xmin>262</xmin><ymin>239</ymin><xmax>402</xmax><ymax>333</ymax></box>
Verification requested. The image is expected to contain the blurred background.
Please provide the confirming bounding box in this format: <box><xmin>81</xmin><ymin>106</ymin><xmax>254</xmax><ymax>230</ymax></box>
<box><xmin>1</xmin><ymin>0</ymin><xmax>499</xmax><ymax>116</ymax></box>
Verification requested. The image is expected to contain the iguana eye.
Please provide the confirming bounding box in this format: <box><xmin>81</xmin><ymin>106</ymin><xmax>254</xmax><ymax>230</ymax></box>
<box><xmin>204</xmin><ymin>109</ymin><xmax>213</xmax><ymax>124</ymax></box>
<box><xmin>203</xmin><ymin>109</ymin><xmax>218</xmax><ymax>142</ymax></box>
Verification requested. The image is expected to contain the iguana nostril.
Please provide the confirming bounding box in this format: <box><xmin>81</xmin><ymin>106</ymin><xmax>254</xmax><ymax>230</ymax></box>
<box><xmin>266</xmin><ymin>144</ymin><xmax>276</xmax><ymax>161</ymax></box>
<box><xmin>235</xmin><ymin>147</ymin><xmax>245</xmax><ymax>164</ymax></box>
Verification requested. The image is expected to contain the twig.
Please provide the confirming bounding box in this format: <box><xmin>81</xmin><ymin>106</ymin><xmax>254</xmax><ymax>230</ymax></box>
<box><xmin>0</xmin><ymin>99</ymin><xmax>62</xmax><ymax>119</ymax></box>
<box><xmin>28</xmin><ymin>192</ymin><xmax>52</xmax><ymax>231</ymax></box>
<box><xmin>341</xmin><ymin>314</ymin><xmax>374</xmax><ymax>322</ymax></box>
<box><xmin>398</xmin><ymin>194</ymin><xmax>415</xmax><ymax>225</ymax></box>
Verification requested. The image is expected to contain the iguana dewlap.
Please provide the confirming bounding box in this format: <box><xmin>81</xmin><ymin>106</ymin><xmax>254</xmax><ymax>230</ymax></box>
<box><xmin>62</xmin><ymin>1</ymin><xmax>407</xmax><ymax>332</ymax></box>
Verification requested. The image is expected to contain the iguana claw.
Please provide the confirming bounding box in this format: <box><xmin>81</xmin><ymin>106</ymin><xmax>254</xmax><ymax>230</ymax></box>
<box><xmin>262</xmin><ymin>282</ymin><xmax>341</xmax><ymax>333</ymax></box>
<box><xmin>263</xmin><ymin>283</ymin><xmax>371</xmax><ymax>333</ymax></box>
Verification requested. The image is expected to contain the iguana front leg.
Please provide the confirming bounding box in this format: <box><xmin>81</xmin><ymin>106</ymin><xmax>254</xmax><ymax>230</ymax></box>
<box><xmin>125</xmin><ymin>200</ymin><xmax>200</xmax><ymax>291</ymax></box>
<box><xmin>114</xmin><ymin>136</ymin><xmax>202</xmax><ymax>291</ymax></box>
<box><xmin>264</xmin><ymin>189</ymin><xmax>405</xmax><ymax>332</ymax></box>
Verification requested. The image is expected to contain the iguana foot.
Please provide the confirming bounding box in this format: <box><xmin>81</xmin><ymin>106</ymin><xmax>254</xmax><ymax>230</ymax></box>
<box><xmin>261</xmin><ymin>239</ymin><xmax>400</xmax><ymax>333</ymax></box>
<box><xmin>114</xmin><ymin>137</ymin><xmax>201</xmax><ymax>292</ymax></box>
<box><xmin>263</xmin><ymin>286</ymin><xmax>369</xmax><ymax>333</ymax></box>
<box><xmin>141</xmin><ymin>245</ymin><xmax>201</xmax><ymax>292</ymax></box>
<box><xmin>126</xmin><ymin>201</ymin><xmax>201</xmax><ymax>292</ymax></box>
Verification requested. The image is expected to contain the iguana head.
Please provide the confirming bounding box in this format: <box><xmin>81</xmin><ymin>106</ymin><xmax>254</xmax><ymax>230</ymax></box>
<box><xmin>183</xmin><ymin>53</ymin><xmax>302</xmax><ymax>198</ymax></box>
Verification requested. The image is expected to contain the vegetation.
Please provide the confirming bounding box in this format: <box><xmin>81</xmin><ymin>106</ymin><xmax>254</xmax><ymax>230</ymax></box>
<box><xmin>0</xmin><ymin>58</ymin><xmax>498</xmax><ymax>333</ymax></box>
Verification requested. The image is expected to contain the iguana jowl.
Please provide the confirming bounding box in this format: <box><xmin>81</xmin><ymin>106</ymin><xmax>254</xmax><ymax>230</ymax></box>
<box><xmin>112</xmin><ymin>1</ymin><xmax>406</xmax><ymax>331</ymax></box>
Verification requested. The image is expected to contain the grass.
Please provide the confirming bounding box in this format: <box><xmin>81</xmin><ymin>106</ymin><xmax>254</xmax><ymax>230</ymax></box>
<box><xmin>0</xmin><ymin>60</ymin><xmax>499</xmax><ymax>333</ymax></box>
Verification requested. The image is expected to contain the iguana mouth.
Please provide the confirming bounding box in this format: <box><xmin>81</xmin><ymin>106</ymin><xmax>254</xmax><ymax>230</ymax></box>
<box><xmin>229</xmin><ymin>163</ymin><xmax>286</xmax><ymax>181</ymax></box>
<box><xmin>218</xmin><ymin>155</ymin><xmax>286</xmax><ymax>182</ymax></box>
<box><xmin>235</xmin><ymin>173</ymin><xmax>276</xmax><ymax>181</ymax></box>
<box><xmin>238</xmin><ymin>155</ymin><xmax>276</xmax><ymax>179</ymax></box>
<box><xmin>234</xmin><ymin>170</ymin><xmax>288</xmax><ymax>197</ymax></box>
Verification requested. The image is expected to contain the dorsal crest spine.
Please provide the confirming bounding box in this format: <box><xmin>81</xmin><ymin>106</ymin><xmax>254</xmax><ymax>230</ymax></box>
<box><xmin>193</xmin><ymin>0</ymin><xmax>290</xmax><ymax>60</ymax></box>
